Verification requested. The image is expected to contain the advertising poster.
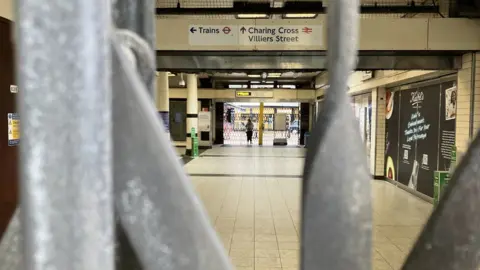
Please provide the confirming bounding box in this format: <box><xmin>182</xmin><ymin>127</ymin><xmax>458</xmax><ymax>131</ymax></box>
<box><xmin>384</xmin><ymin>81</ymin><xmax>456</xmax><ymax>198</ymax></box>
<box><xmin>398</xmin><ymin>90</ymin><xmax>416</xmax><ymax>188</ymax></box>
<box><xmin>438</xmin><ymin>82</ymin><xmax>457</xmax><ymax>171</ymax></box>
<box><xmin>413</xmin><ymin>85</ymin><xmax>440</xmax><ymax>197</ymax></box>
<box><xmin>385</xmin><ymin>91</ymin><xmax>400</xmax><ymax>181</ymax></box>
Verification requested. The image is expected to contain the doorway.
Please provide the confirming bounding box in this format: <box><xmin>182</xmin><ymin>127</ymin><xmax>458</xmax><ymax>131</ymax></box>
<box><xmin>169</xmin><ymin>100</ymin><xmax>187</xmax><ymax>142</ymax></box>
<box><xmin>223</xmin><ymin>102</ymin><xmax>300</xmax><ymax>146</ymax></box>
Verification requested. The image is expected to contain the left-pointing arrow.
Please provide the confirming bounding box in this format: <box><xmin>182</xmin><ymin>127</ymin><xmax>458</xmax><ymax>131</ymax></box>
<box><xmin>190</xmin><ymin>27</ymin><xmax>197</xmax><ymax>34</ymax></box>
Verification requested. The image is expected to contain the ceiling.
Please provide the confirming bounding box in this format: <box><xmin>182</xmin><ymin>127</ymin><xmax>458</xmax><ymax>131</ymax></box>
<box><xmin>167</xmin><ymin>71</ymin><xmax>321</xmax><ymax>89</ymax></box>
<box><xmin>155</xmin><ymin>0</ymin><xmax>444</xmax><ymax>18</ymax></box>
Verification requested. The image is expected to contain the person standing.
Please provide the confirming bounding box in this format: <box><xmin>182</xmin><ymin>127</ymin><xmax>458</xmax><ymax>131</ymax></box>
<box><xmin>246</xmin><ymin>118</ymin><xmax>254</xmax><ymax>144</ymax></box>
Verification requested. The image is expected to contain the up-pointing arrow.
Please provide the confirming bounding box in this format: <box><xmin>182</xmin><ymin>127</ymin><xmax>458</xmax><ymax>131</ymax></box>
<box><xmin>240</xmin><ymin>27</ymin><xmax>246</xmax><ymax>34</ymax></box>
<box><xmin>190</xmin><ymin>27</ymin><xmax>197</xmax><ymax>34</ymax></box>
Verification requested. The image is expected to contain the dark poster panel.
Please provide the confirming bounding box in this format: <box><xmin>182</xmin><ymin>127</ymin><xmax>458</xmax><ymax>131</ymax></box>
<box><xmin>398</xmin><ymin>89</ymin><xmax>416</xmax><ymax>188</ymax></box>
<box><xmin>214</xmin><ymin>102</ymin><xmax>224</xmax><ymax>144</ymax></box>
<box><xmin>299</xmin><ymin>103</ymin><xmax>310</xmax><ymax>145</ymax></box>
<box><xmin>414</xmin><ymin>85</ymin><xmax>441</xmax><ymax>197</ymax></box>
<box><xmin>385</xmin><ymin>91</ymin><xmax>400</xmax><ymax>181</ymax></box>
<box><xmin>438</xmin><ymin>82</ymin><xmax>457</xmax><ymax>171</ymax></box>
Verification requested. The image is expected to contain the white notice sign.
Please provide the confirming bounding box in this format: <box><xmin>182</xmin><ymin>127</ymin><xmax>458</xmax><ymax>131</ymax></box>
<box><xmin>239</xmin><ymin>25</ymin><xmax>322</xmax><ymax>46</ymax></box>
<box><xmin>198</xmin><ymin>111</ymin><xmax>211</xmax><ymax>132</ymax></box>
<box><xmin>189</xmin><ymin>25</ymin><xmax>238</xmax><ymax>46</ymax></box>
<box><xmin>188</xmin><ymin>24</ymin><xmax>323</xmax><ymax>47</ymax></box>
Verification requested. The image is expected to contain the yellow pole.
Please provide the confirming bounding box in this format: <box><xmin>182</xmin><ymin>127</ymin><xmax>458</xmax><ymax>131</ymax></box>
<box><xmin>259</xmin><ymin>102</ymin><xmax>264</xmax><ymax>145</ymax></box>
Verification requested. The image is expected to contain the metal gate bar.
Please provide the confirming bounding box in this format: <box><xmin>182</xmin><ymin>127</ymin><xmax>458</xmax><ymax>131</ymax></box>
<box><xmin>111</xmin><ymin>37</ymin><xmax>233</xmax><ymax>270</ymax></box>
<box><xmin>1</xmin><ymin>0</ymin><xmax>480</xmax><ymax>269</ymax></box>
<box><xmin>15</xmin><ymin>0</ymin><xmax>114</xmax><ymax>269</ymax></box>
<box><xmin>0</xmin><ymin>210</ymin><xmax>21</xmax><ymax>269</ymax></box>
<box><xmin>301</xmin><ymin>0</ymin><xmax>372</xmax><ymax>270</ymax></box>
<box><xmin>113</xmin><ymin>0</ymin><xmax>156</xmax><ymax>98</ymax></box>
<box><xmin>402</xmin><ymin>134</ymin><xmax>480</xmax><ymax>269</ymax></box>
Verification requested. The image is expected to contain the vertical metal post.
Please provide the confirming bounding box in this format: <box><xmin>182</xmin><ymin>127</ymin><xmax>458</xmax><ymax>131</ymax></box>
<box><xmin>113</xmin><ymin>0</ymin><xmax>157</xmax><ymax>99</ymax></box>
<box><xmin>15</xmin><ymin>1</ymin><xmax>114</xmax><ymax>269</ymax></box>
<box><xmin>469</xmin><ymin>53</ymin><xmax>476</xmax><ymax>140</ymax></box>
<box><xmin>259</xmin><ymin>102</ymin><xmax>264</xmax><ymax>145</ymax></box>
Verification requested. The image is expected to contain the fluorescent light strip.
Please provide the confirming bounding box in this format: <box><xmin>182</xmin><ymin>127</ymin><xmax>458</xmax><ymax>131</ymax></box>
<box><xmin>268</xmin><ymin>73</ymin><xmax>282</xmax><ymax>78</ymax></box>
<box><xmin>283</xmin><ymin>13</ymin><xmax>317</xmax><ymax>18</ymax></box>
<box><xmin>237</xmin><ymin>14</ymin><xmax>269</xmax><ymax>19</ymax></box>
<box><xmin>247</xmin><ymin>74</ymin><xmax>261</xmax><ymax>78</ymax></box>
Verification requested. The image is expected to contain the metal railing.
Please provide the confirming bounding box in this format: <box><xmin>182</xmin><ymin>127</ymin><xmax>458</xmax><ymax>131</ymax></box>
<box><xmin>1</xmin><ymin>0</ymin><xmax>480</xmax><ymax>269</ymax></box>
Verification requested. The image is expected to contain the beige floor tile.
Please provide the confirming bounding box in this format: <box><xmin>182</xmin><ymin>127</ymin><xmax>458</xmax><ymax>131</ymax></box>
<box><xmin>231</xmin><ymin>257</ymin><xmax>254</xmax><ymax>268</ymax></box>
<box><xmin>256</xmin><ymin>227</ymin><xmax>277</xmax><ymax>234</ymax></box>
<box><xmin>279</xmin><ymin>249</ymin><xmax>299</xmax><ymax>259</ymax></box>
<box><xmin>233</xmin><ymin>232</ymin><xmax>254</xmax><ymax>242</ymax></box>
<box><xmin>275</xmin><ymin>228</ymin><xmax>298</xmax><ymax>235</ymax></box>
<box><xmin>231</xmin><ymin>241</ymin><xmax>254</xmax><ymax>250</ymax></box>
<box><xmin>278</xmin><ymin>241</ymin><xmax>300</xmax><ymax>250</ymax></box>
<box><xmin>277</xmin><ymin>234</ymin><xmax>299</xmax><ymax>242</ymax></box>
<box><xmin>255</xmin><ymin>249</ymin><xmax>280</xmax><ymax>258</ymax></box>
<box><xmin>186</xmin><ymin>147</ymin><xmax>432</xmax><ymax>270</ymax></box>
<box><xmin>281</xmin><ymin>257</ymin><xmax>299</xmax><ymax>268</ymax></box>
<box><xmin>255</xmin><ymin>241</ymin><xmax>279</xmax><ymax>249</ymax></box>
<box><xmin>255</xmin><ymin>233</ymin><xmax>278</xmax><ymax>242</ymax></box>
<box><xmin>373</xmin><ymin>258</ymin><xmax>393</xmax><ymax>270</ymax></box>
<box><xmin>255</xmin><ymin>257</ymin><xmax>282</xmax><ymax>268</ymax></box>
<box><xmin>230</xmin><ymin>249</ymin><xmax>254</xmax><ymax>258</ymax></box>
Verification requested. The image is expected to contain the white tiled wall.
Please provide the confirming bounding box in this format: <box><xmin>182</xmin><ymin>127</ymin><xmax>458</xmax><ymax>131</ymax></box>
<box><xmin>351</xmin><ymin>93</ymin><xmax>374</xmax><ymax>174</ymax></box>
<box><xmin>455</xmin><ymin>53</ymin><xmax>480</xmax><ymax>156</ymax></box>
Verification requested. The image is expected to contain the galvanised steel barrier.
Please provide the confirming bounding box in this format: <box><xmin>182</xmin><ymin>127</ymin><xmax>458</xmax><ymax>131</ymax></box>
<box><xmin>1</xmin><ymin>0</ymin><xmax>480</xmax><ymax>269</ymax></box>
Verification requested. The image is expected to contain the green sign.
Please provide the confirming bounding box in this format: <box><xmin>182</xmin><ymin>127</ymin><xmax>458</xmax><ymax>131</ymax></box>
<box><xmin>191</xmin><ymin>127</ymin><xmax>199</xmax><ymax>157</ymax></box>
<box><xmin>434</xmin><ymin>171</ymin><xmax>450</xmax><ymax>207</ymax></box>
<box><xmin>449</xmin><ymin>145</ymin><xmax>457</xmax><ymax>175</ymax></box>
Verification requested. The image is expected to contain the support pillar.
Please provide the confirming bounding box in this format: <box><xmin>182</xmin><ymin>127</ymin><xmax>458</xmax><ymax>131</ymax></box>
<box><xmin>371</xmin><ymin>87</ymin><xmax>386</xmax><ymax>179</ymax></box>
<box><xmin>156</xmin><ymin>72</ymin><xmax>169</xmax><ymax>133</ymax></box>
<box><xmin>186</xmin><ymin>74</ymin><xmax>198</xmax><ymax>156</ymax></box>
<box><xmin>455</xmin><ymin>53</ymin><xmax>480</xmax><ymax>159</ymax></box>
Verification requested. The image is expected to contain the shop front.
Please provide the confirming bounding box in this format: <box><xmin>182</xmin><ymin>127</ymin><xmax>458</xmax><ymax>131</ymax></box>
<box><xmin>385</xmin><ymin>78</ymin><xmax>457</xmax><ymax>198</ymax></box>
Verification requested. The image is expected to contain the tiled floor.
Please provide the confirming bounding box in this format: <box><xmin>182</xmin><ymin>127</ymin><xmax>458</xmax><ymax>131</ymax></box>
<box><xmin>185</xmin><ymin>146</ymin><xmax>433</xmax><ymax>270</ymax></box>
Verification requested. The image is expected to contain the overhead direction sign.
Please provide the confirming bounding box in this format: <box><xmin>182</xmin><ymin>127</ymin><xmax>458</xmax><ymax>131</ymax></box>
<box><xmin>238</xmin><ymin>25</ymin><xmax>322</xmax><ymax>45</ymax></box>
<box><xmin>188</xmin><ymin>24</ymin><xmax>322</xmax><ymax>47</ymax></box>
<box><xmin>188</xmin><ymin>25</ymin><xmax>238</xmax><ymax>46</ymax></box>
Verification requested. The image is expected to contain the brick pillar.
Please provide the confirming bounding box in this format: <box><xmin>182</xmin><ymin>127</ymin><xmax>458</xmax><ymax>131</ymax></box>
<box><xmin>455</xmin><ymin>53</ymin><xmax>480</xmax><ymax>158</ymax></box>
<box><xmin>371</xmin><ymin>87</ymin><xmax>386</xmax><ymax>178</ymax></box>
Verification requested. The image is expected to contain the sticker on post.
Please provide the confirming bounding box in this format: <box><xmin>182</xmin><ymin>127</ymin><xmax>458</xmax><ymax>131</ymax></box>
<box><xmin>7</xmin><ymin>113</ymin><xmax>20</xmax><ymax>146</ymax></box>
<box><xmin>10</xmin><ymin>85</ymin><xmax>18</xmax><ymax>94</ymax></box>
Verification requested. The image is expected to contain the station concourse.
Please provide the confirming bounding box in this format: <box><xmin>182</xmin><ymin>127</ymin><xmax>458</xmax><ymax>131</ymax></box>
<box><xmin>1</xmin><ymin>1</ymin><xmax>480</xmax><ymax>270</ymax></box>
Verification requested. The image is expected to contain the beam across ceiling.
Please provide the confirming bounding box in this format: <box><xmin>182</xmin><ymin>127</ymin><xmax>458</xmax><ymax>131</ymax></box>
<box><xmin>156</xmin><ymin>6</ymin><xmax>439</xmax><ymax>15</ymax></box>
<box><xmin>156</xmin><ymin>51</ymin><xmax>461</xmax><ymax>72</ymax></box>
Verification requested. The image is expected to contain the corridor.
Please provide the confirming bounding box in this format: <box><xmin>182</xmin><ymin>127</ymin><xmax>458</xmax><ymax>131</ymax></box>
<box><xmin>185</xmin><ymin>146</ymin><xmax>433</xmax><ymax>270</ymax></box>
